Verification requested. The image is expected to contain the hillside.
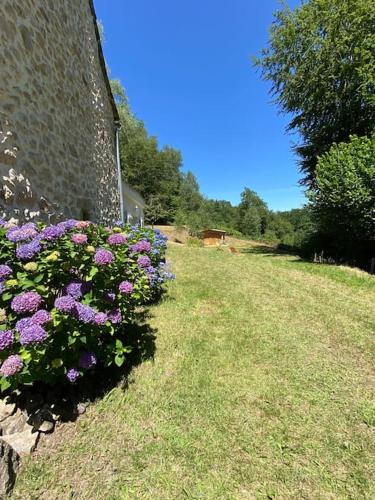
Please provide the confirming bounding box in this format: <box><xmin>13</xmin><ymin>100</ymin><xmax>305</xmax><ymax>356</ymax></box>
<box><xmin>13</xmin><ymin>244</ymin><xmax>375</xmax><ymax>499</ymax></box>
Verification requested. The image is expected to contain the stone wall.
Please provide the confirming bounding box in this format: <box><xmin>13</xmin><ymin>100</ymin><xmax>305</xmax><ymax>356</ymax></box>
<box><xmin>0</xmin><ymin>0</ymin><xmax>121</xmax><ymax>223</ymax></box>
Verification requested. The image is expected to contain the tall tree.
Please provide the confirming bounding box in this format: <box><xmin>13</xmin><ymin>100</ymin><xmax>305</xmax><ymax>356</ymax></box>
<box><xmin>237</xmin><ymin>188</ymin><xmax>269</xmax><ymax>235</ymax></box>
<box><xmin>255</xmin><ymin>0</ymin><xmax>375</xmax><ymax>184</ymax></box>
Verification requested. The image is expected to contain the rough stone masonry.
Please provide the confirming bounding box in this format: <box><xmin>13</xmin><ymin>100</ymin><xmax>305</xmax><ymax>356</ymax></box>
<box><xmin>0</xmin><ymin>0</ymin><xmax>121</xmax><ymax>223</ymax></box>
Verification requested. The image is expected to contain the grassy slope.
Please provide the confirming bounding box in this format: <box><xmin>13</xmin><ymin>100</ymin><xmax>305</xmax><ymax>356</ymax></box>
<box><xmin>13</xmin><ymin>245</ymin><xmax>375</xmax><ymax>499</ymax></box>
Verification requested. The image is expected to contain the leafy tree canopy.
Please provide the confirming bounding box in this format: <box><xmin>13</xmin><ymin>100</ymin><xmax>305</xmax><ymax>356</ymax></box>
<box><xmin>255</xmin><ymin>0</ymin><xmax>375</xmax><ymax>184</ymax></box>
<box><xmin>308</xmin><ymin>134</ymin><xmax>375</xmax><ymax>243</ymax></box>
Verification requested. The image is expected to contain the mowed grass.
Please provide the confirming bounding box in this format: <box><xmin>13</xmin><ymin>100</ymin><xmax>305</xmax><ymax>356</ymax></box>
<box><xmin>13</xmin><ymin>244</ymin><xmax>375</xmax><ymax>499</ymax></box>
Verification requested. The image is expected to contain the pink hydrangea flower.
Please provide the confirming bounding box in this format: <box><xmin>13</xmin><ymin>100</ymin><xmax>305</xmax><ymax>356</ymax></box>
<box><xmin>71</xmin><ymin>233</ymin><xmax>88</xmax><ymax>245</ymax></box>
<box><xmin>0</xmin><ymin>355</ymin><xmax>23</xmax><ymax>377</ymax></box>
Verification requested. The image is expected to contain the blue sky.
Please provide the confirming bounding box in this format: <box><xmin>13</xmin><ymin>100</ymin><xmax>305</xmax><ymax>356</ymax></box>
<box><xmin>94</xmin><ymin>0</ymin><xmax>305</xmax><ymax>211</ymax></box>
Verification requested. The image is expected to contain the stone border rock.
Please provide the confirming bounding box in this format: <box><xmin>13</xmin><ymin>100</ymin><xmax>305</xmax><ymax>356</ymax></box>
<box><xmin>0</xmin><ymin>391</ymin><xmax>90</xmax><ymax>497</ymax></box>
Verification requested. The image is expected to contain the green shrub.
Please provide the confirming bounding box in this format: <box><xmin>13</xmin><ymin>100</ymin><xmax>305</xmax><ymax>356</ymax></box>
<box><xmin>308</xmin><ymin>133</ymin><xmax>375</xmax><ymax>264</ymax></box>
<box><xmin>186</xmin><ymin>236</ymin><xmax>202</xmax><ymax>247</ymax></box>
<box><xmin>0</xmin><ymin>220</ymin><xmax>174</xmax><ymax>391</ymax></box>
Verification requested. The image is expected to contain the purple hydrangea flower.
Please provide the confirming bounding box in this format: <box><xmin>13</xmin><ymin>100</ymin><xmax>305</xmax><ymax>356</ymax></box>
<box><xmin>94</xmin><ymin>248</ymin><xmax>114</xmax><ymax>266</ymax></box>
<box><xmin>54</xmin><ymin>295</ymin><xmax>76</xmax><ymax>313</ymax></box>
<box><xmin>94</xmin><ymin>312</ymin><xmax>108</xmax><ymax>325</ymax></box>
<box><xmin>71</xmin><ymin>233</ymin><xmax>88</xmax><ymax>245</ymax></box>
<box><xmin>20</xmin><ymin>324</ymin><xmax>47</xmax><ymax>345</ymax></box>
<box><xmin>79</xmin><ymin>351</ymin><xmax>97</xmax><ymax>369</ymax></box>
<box><xmin>0</xmin><ymin>330</ymin><xmax>14</xmax><ymax>351</ymax></box>
<box><xmin>0</xmin><ymin>282</ymin><xmax>5</xmax><ymax>294</ymax></box>
<box><xmin>119</xmin><ymin>281</ymin><xmax>133</xmax><ymax>295</ymax></box>
<box><xmin>66</xmin><ymin>368</ymin><xmax>80</xmax><ymax>383</ymax></box>
<box><xmin>11</xmin><ymin>291</ymin><xmax>42</xmax><ymax>314</ymax></box>
<box><xmin>57</xmin><ymin>219</ymin><xmax>77</xmax><ymax>231</ymax></box>
<box><xmin>130</xmin><ymin>240</ymin><xmax>152</xmax><ymax>253</ymax></box>
<box><xmin>0</xmin><ymin>355</ymin><xmax>23</xmax><ymax>377</ymax></box>
<box><xmin>31</xmin><ymin>309</ymin><xmax>51</xmax><ymax>325</ymax></box>
<box><xmin>63</xmin><ymin>281</ymin><xmax>90</xmax><ymax>300</ymax></box>
<box><xmin>107</xmin><ymin>308</ymin><xmax>122</xmax><ymax>324</ymax></box>
<box><xmin>16</xmin><ymin>317</ymin><xmax>32</xmax><ymax>332</ymax></box>
<box><xmin>7</xmin><ymin>223</ymin><xmax>38</xmax><ymax>243</ymax></box>
<box><xmin>16</xmin><ymin>239</ymin><xmax>41</xmax><ymax>261</ymax></box>
<box><xmin>138</xmin><ymin>255</ymin><xmax>152</xmax><ymax>268</ymax></box>
<box><xmin>0</xmin><ymin>265</ymin><xmax>12</xmax><ymax>279</ymax></box>
<box><xmin>108</xmin><ymin>233</ymin><xmax>127</xmax><ymax>245</ymax></box>
<box><xmin>105</xmin><ymin>291</ymin><xmax>116</xmax><ymax>303</ymax></box>
<box><xmin>75</xmin><ymin>303</ymin><xmax>96</xmax><ymax>323</ymax></box>
<box><xmin>41</xmin><ymin>224</ymin><xmax>65</xmax><ymax>241</ymax></box>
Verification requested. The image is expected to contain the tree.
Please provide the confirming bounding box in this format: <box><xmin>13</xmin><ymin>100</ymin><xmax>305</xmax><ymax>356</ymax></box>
<box><xmin>145</xmin><ymin>195</ymin><xmax>167</xmax><ymax>227</ymax></box>
<box><xmin>308</xmin><ymin>134</ymin><xmax>375</xmax><ymax>259</ymax></box>
<box><xmin>178</xmin><ymin>171</ymin><xmax>203</xmax><ymax>214</ymax></box>
<box><xmin>237</xmin><ymin>188</ymin><xmax>269</xmax><ymax>235</ymax></box>
<box><xmin>241</xmin><ymin>207</ymin><xmax>262</xmax><ymax>238</ymax></box>
<box><xmin>255</xmin><ymin>0</ymin><xmax>375</xmax><ymax>184</ymax></box>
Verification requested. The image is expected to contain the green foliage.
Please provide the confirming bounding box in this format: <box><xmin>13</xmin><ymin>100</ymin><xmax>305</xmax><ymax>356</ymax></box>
<box><xmin>255</xmin><ymin>0</ymin><xmax>375</xmax><ymax>183</ymax></box>
<box><xmin>0</xmin><ymin>220</ymin><xmax>171</xmax><ymax>391</ymax></box>
<box><xmin>308</xmin><ymin>134</ymin><xmax>375</xmax><ymax>259</ymax></box>
<box><xmin>145</xmin><ymin>195</ymin><xmax>168</xmax><ymax>227</ymax></box>
<box><xmin>185</xmin><ymin>236</ymin><xmax>202</xmax><ymax>247</ymax></box>
<box><xmin>237</xmin><ymin>188</ymin><xmax>269</xmax><ymax>237</ymax></box>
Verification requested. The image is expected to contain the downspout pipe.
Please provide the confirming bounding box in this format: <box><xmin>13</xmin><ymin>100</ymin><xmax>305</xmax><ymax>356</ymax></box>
<box><xmin>115</xmin><ymin>121</ymin><xmax>125</xmax><ymax>225</ymax></box>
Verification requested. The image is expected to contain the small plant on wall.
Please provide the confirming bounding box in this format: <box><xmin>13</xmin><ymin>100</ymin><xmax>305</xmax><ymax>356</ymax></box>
<box><xmin>0</xmin><ymin>220</ymin><xmax>174</xmax><ymax>392</ymax></box>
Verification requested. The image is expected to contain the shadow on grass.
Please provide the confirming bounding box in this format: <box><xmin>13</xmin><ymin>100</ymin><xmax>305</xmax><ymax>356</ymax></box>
<box><xmin>240</xmin><ymin>245</ymin><xmax>300</xmax><ymax>257</ymax></box>
<box><xmin>8</xmin><ymin>308</ymin><xmax>157</xmax><ymax>424</ymax></box>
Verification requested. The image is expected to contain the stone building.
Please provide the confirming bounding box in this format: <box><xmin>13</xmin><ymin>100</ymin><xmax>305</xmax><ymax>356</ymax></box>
<box><xmin>0</xmin><ymin>0</ymin><xmax>122</xmax><ymax>223</ymax></box>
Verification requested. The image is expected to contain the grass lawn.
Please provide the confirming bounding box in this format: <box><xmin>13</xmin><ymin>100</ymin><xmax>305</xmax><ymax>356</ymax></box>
<box><xmin>13</xmin><ymin>244</ymin><xmax>375</xmax><ymax>499</ymax></box>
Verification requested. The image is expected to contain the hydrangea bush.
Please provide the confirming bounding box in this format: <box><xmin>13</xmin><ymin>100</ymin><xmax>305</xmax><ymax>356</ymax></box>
<box><xmin>0</xmin><ymin>220</ymin><xmax>174</xmax><ymax>391</ymax></box>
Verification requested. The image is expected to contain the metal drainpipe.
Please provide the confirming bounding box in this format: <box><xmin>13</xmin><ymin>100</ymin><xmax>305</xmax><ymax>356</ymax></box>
<box><xmin>115</xmin><ymin>122</ymin><xmax>125</xmax><ymax>225</ymax></box>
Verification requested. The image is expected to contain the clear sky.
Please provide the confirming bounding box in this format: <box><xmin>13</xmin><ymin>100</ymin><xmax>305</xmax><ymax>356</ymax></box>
<box><xmin>94</xmin><ymin>0</ymin><xmax>305</xmax><ymax>211</ymax></box>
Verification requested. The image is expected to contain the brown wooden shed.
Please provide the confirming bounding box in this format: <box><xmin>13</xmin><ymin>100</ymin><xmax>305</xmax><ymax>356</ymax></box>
<box><xmin>201</xmin><ymin>229</ymin><xmax>227</xmax><ymax>247</ymax></box>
